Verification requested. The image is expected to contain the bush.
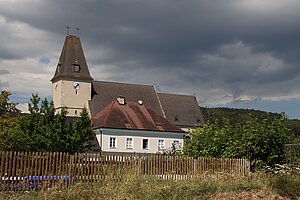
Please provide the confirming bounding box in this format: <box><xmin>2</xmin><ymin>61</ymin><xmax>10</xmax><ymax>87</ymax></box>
<box><xmin>185</xmin><ymin>114</ymin><xmax>290</xmax><ymax>170</ymax></box>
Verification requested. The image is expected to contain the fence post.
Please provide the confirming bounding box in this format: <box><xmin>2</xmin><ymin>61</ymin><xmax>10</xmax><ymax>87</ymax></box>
<box><xmin>68</xmin><ymin>155</ymin><xmax>74</xmax><ymax>187</ymax></box>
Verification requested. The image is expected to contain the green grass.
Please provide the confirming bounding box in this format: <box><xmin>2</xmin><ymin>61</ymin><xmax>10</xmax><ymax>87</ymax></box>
<box><xmin>0</xmin><ymin>173</ymin><xmax>299</xmax><ymax>200</ymax></box>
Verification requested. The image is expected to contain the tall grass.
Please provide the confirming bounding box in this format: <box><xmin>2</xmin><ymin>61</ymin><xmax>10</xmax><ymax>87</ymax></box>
<box><xmin>0</xmin><ymin>173</ymin><xmax>299</xmax><ymax>200</ymax></box>
<box><xmin>268</xmin><ymin>174</ymin><xmax>300</xmax><ymax>200</ymax></box>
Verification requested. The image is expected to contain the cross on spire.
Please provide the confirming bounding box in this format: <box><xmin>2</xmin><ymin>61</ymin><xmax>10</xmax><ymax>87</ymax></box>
<box><xmin>76</xmin><ymin>27</ymin><xmax>80</xmax><ymax>37</ymax></box>
<box><xmin>66</xmin><ymin>25</ymin><xmax>70</xmax><ymax>35</ymax></box>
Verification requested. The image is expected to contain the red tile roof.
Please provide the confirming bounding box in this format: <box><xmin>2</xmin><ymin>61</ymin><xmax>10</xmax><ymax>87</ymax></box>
<box><xmin>92</xmin><ymin>99</ymin><xmax>185</xmax><ymax>133</ymax></box>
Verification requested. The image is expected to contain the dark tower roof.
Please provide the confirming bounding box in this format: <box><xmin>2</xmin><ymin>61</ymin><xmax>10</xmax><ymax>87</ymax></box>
<box><xmin>51</xmin><ymin>35</ymin><xmax>93</xmax><ymax>82</ymax></box>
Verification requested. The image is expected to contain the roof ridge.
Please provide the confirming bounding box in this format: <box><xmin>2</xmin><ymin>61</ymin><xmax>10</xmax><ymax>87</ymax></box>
<box><xmin>158</xmin><ymin>92</ymin><xmax>195</xmax><ymax>97</ymax></box>
<box><xmin>103</xmin><ymin>101</ymin><xmax>116</xmax><ymax>126</ymax></box>
<box><xmin>93</xmin><ymin>80</ymin><xmax>153</xmax><ymax>87</ymax></box>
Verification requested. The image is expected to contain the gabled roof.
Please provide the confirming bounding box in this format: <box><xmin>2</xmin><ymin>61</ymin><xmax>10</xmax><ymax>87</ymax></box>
<box><xmin>92</xmin><ymin>99</ymin><xmax>185</xmax><ymax>133</ymax></box>
<box><xmin>157</xmin><ymin>93</ymin><xmax>205</xmax><ymax>127</ymax></box>
<box><xmin>51</xmin><ymin>35</ymin><xmax>93</xmax><ymax>82</ymax></box>
<box><xmin>89</xmin><ymin>81</ymin><xmax>163</xmax><ymax>117</ymax></box>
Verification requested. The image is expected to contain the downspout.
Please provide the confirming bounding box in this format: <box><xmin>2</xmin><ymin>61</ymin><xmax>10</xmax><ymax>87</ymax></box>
<box><xmin>100</xmin><ymin>129</ymin><xmax>103</xmax><ymax>153</ymax></box>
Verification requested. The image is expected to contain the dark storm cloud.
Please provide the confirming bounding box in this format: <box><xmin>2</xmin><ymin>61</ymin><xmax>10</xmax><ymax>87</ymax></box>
<box><xmin>0</xmin><ymin>69</ymin><xmax>9</xmax><ymax>75</ymax></box>
<box><xmin>1</xmin><ymin>0</ymin><xmax>300</xmax><ymax>105</ymax></box>
<box><xmin>0</xmin><ymin>51</ymin><xmax>23</xmax><ymax>60</ymax></box>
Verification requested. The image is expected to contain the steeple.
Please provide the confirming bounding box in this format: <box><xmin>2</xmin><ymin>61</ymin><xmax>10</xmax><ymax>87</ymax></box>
<box><xmin>51</xmin><ymin>35</ymin><xmax>93</xmax><ymax>117</ymax></box>
<box><xmin>51</xmin><ymin>35</ymin><xmax>93</xmax><ymax>83</ymax></box>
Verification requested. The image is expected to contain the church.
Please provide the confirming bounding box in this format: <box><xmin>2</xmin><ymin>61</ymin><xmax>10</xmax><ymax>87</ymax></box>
<box><xmin>51</xmin><ymin>34</ymin><xmax>204</xmax><ymax>153</ymax></box>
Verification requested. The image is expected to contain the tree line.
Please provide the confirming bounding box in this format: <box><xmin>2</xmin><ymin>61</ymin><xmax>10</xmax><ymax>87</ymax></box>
<box><xmin>201</xmin><ymin>107</ymin><xmax>300</xmax><ymax>143</ymax></box>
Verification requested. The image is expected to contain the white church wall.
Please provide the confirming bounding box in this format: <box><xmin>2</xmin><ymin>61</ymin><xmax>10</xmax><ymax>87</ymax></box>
<box><xmin>52</xmin><ymin>79</ymin><xmax>91</xmax><ymax>116</ymax></box>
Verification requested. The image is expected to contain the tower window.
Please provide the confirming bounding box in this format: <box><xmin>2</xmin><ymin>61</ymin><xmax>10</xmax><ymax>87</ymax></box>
<box><xmin>75</xmin><ymin>110</ymin><xmax>77</xmax><ymax>115</ymax></box>
<box><xmin>73</xmin><ymin>65</ymin><xmax>80</xmax><ymax>72</ymax></box>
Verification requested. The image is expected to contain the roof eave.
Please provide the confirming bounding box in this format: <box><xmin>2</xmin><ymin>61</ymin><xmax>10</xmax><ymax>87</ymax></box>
<box><xmin>93</xmin><ymin>126</ymin><xmax>186</xmax><ymax>133</ymax></box>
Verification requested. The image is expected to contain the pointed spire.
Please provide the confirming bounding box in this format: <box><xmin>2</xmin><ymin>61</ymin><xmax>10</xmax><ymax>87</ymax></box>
<box><xmin>51</xmin><ymin>35</ymin><xmax>93</xmax><ymax>82</ymax></box>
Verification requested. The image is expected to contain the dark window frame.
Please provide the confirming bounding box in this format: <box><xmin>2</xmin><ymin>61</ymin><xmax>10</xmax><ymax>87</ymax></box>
<box><xmin>142</xmin><ymin>139</ymin><xmax>149</xmax><ymax>150</ymax></box>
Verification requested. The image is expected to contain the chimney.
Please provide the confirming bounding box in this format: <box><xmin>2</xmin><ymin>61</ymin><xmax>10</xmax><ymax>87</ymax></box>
<box><xmin>117</xmin><ymin>96</ymin><xmax>126</xmax><ymax>105</ymax></box>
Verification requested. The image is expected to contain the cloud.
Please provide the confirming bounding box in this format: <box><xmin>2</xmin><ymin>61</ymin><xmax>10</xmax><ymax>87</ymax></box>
<box><xmin>0</xmin><ymin>81</ymin><xmax>9</xmax><ymax>91</ymax></box>
<box><xmin>16</xmin><ymin>103</ymin><xmax>29</xmax><ymax>113</ymax></box>
<box><xmin>194</xmin><ymin>41</ymin><xmax>299</xmax><ymax>103</ymax></box>
<box><xmin>97</xmin><ymin>40</ymin><xmax>297</xmax><ymax>105</ymax></box>
<box><xmin>0</xmin><ymin>0</ymin><xmax>300</xmax><ymax>117</ymax></box>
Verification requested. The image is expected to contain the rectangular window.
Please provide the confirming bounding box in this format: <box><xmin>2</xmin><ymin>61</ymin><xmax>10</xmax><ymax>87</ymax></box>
<box><xmin>142</xmin><ymin>139</ymin><xmax>149</xmax><ymax>150</ymax></box>
<box><xmin>110</xmin><ymin>137</ymin><xmax>116</xmax><ymax>148</ymax></box>
<box><xmin>158</xmin><ymin>139</ymin><xmax>165</xmax><ymax>150</ymax></box>
<box><xmin>126</xmin><ymin>138</ymin><xmax>133</xmax><ymax>149</ymax></box>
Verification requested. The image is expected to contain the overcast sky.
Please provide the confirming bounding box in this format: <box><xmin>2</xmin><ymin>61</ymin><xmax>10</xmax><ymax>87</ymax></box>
<box><xmin>0</xmin><ymin>0</ymin><xmax>300</xmax><ymax>118</ymax></box>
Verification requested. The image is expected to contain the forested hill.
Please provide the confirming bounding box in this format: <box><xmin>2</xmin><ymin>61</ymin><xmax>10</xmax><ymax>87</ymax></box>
<box><xmin>201</xmin><ymin>107</ymin><xmax>282</xmax><ymax>124</ymax></box>
<box><xmin>200</xmin><ymin>107</ymin><xmax>300</xmax><ymax>138</ymax></box>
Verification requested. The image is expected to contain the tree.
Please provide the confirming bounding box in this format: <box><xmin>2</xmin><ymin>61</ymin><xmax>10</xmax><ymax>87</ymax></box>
<box><xmin>67</xmin><ymin>108</ymin><xmax>94</xmax><ymax>153</ymax></box>
<box><xmin>185</xmin><ymin>114</ymin><xmax>290</xmax><ymax>170</ymax></box>
<box><xmin>241</xmin><ymin>115</ymin><xmax>290</xmax><ymax>169</ymax></box>
<box><xmin>201</xmin><ymin>106</ymin><xmax>300</xmax><ymax>143</ymax></box>
<box><xmin>0</xmin><ymin>90</ymin><xmax>19</xmax><ymax>115</ymax></box>
<box><xmin>0</xmin><ymin>91</ymin><xmax>94</xmax><ymax>152</ymax></box>
<box><xmin>18</xmin><ymin>94</ymin><xmax>56</xmax><ymax>151</ymax></box>
<box><xmin>18</xmin><ymin>93</ymin><xmax>94</xmax><ymax>153</ymax></box>
<box><xmin>0</xmin><ymin>90</ymin><xmax>31</xmax><ymax>151</ymax></box>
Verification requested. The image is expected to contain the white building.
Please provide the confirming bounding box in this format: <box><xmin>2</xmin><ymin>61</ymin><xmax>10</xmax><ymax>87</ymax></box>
<box><xmin>93</xmin><ymin>97</ymin><xmax>186</xmax><ymax>153</ymax></box>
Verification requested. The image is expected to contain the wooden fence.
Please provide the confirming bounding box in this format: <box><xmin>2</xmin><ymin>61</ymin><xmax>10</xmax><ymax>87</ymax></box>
<box><xmin>0</xmin><ymin>151</ymin><xmax>250</xmax><ymax>191</ymax></box>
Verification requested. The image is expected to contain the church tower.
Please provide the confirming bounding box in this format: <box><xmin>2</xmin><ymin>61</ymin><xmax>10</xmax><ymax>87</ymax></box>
<box><xmin>51</xmin><ymin>35</ymin><xmax>93</xmax><ymax>117</ymax></box>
